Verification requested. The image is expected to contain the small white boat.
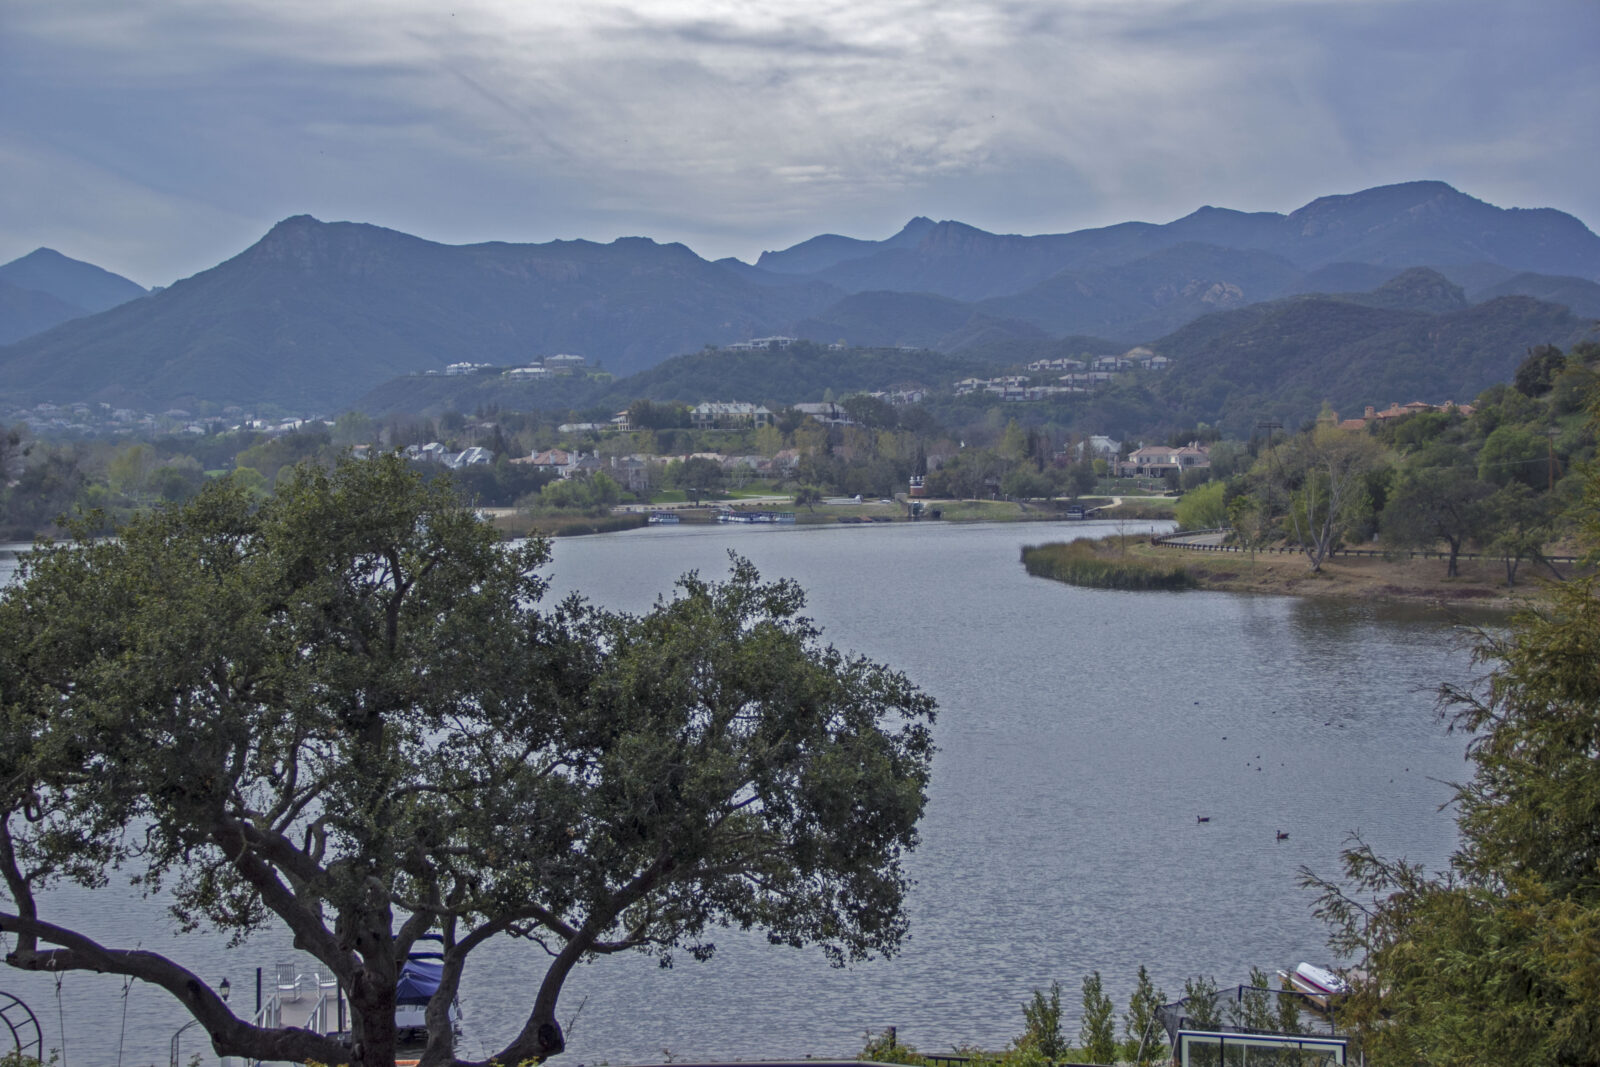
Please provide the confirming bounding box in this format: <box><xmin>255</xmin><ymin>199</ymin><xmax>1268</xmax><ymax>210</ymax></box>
<box><xmin>1284</xmin><ymin>962</ymin><xmax>1349</xmax><ymax>1010</ymax></box>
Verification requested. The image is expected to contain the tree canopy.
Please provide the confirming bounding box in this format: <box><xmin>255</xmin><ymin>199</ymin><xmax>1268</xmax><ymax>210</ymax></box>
<box><xmin>1305</xmin><ymin>396</ymin><xmax>1600</xmax><ymax>1065</ymax></box>
<box><xmin>0</xmin><ymin>454</ymin><xmax>936</xmax><ymax>1067</ymax></box>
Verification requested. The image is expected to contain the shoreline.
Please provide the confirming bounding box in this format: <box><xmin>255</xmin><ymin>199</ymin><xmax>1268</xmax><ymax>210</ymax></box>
<box><xmin>1034</xmin><ymin>536</ymin><xmax>1573</xmax><ymax>612</ymax></box>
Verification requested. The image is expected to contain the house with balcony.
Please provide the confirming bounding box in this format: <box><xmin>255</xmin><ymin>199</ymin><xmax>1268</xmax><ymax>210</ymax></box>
<box><xmin>1115</xmin><ymin>442</ymin><xmax>1212</xmax><ymax>478</ymax></box>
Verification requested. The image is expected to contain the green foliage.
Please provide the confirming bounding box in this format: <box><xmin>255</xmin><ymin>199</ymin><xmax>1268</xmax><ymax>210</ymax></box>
<box><xmin>1000</xmin><ymin>467</ymin><xmax>1053</xmax><ymax>500</ymax></box>
<box><xmin>858</xmin><ymin>1030</ymin><xmax>930</xmax><ymax>1065</ymax></box>
<box><xmin>1078</xmin><ymin>972</ymin><xmax>1117</xmax><ymax>1065</ymax></box>
<box><xmin>1022</xmin><ymin>538</ymin><xmax>1195</xmax><ymax>591</ymax></box>
<box><xmin>1514</xmin><ymin>343</ymin><xmax>1567</xmax><ymax>397</ymax></box>
<box><xmin>528</xmin><ymin>470</ymin><xmax>621</xmax><ymax>513</ymax></box>
<box><xmin>1305</xmin><ymin>398</ymin><xmax>1600</xmax><ymax>1066</ymax></box>
<box><xmin>1017</xmin><ymin>981</ymin><xmax>1066</xmax><ymax>1061</ymax></box>
<box><xmin>1122</xmin><ymin>965</ymin><xmax>1167</xmax><ymax>1065</ymax></box>
<box><xmin>0</xmin><ymin>1050</ymin><xmax>58</xmax><ymax>1067</ymax></box>
<box><xmin>1259</xmin><ymin>424</ymin><xmax>1382</xmax><ymax>571</ymax></box>
<box><xmin>0</xmin><ymin>443</ymin><xmax>94</xmax><ymax>540</ymax></box>
<box><xmin>1173</xmin><ymin>480</ymin><xmax>1227</xmax><ymax>530</ymax></box>
<box><xmin>1380</xmin><ymin>465</ymin><xmax>1491</xmax><ymax>577</ymax></box>
<box><xmin>1152</xmin><ymin>289</ymin><xmax>1589</xmax><ymax>436</ymax></box>
<box><xmin>1230</xmin><ymin>967</ymin><xmax>1277</xmax><ymax>1032</ymax></box>
<box><xmin>1478</xmin><ymin>424</ymin><xmax>1550</xmax><ymax>488</ymax></box>
<box><xmin>1181</xmin><ymin>975</ymin><xmax>1222</xmax><ymax>1031</ymax></box>
<box><xmin>666</xmin><ymin>455</ymin><xmax>726</xmax><ymax>495</ymax></box>
<box><xmin>0</xmin><ymin>455</ymin><xmax>936</xmax><ymax>1066</ymax></box>
<box><xmin>234</xmin><ymin>428</ymin><xmax>334</xmax><ymax>485</ymax></box>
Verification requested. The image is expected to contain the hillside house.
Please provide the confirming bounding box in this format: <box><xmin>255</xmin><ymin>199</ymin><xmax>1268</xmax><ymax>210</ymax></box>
<box><xmin>1116</xmin><ymin>442</ymin><xmax>1212</xmax><ymax>478</ymax></box>
<box><xmin>543</xmin><ymin>354</ymin><xmax>587</xmax><ymax>374</ymax></box>
<box><xmin>722</xmin><ymin>336</ymin><xmax>798</xmax><ymax>351</ymax></box>
<box><xmin>690</xmin><ymin>402</ymin><xmax>774</xmax><ymax>429</ymax></box>
<box><xmin>513</xmin><ymin>449</ymin><xmax>575</xmax><ymax>476</ymax></box>
<box><xmin>793</xmin><ymin>401</ymin><xmax>851</xmax><ymax>425</ymax></box>
<box><xmin>1336</xmin><ymin>400</ymin><xmax>1476</xmax><ymax>431</ymax></box>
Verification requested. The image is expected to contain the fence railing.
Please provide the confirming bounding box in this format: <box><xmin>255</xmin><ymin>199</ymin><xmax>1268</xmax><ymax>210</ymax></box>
<box><xmin>1154</xmin><ymin>531</ymin><xmax>1580</xmax><ymax>565</ymax></box>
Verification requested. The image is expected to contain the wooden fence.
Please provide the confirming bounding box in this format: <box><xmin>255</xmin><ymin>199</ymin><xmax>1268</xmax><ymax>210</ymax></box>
<box><xmin>1153</xmin><ymin>530</ymin><xmax>1580</xmax><ymax>566</ymax></box>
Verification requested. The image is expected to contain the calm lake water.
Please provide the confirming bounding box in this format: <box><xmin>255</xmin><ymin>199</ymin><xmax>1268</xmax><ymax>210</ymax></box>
<box><xmin>0</xmin><ymin>521</ymin><xmax>1479</xmax><ymax>1065</ymax></box>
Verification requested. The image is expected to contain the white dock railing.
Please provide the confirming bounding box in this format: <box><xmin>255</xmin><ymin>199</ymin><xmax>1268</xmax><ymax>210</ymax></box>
<box><xmin>216</xmin><ymin>968</ymin><xmax>341</xmax><ymax>1067</ymax></box>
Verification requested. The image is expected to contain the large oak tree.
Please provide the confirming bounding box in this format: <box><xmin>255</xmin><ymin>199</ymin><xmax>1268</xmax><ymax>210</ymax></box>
<box><xmin>0</xmin><ymin>454</ymin><xmax>935</xmax><ymax>1067</ymax></box>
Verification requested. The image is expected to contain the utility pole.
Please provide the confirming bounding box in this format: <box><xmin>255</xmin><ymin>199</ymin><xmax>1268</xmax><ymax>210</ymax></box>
<box><xmin>1255</xmin><ymin>419</ymin><xmax>1282</xmax><ymax>455</ymax></box>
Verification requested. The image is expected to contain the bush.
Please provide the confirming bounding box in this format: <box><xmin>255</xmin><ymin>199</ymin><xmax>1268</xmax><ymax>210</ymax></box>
<box><xmin>1017</xmin><ymin>981</ymin><xmax>1066</xmax><ymax>1060</ymax></box>
<box><xmin>859</xmin><ymin>1029</ymin><xmax>930</xmax><ymax>1065</ymax></box>
<box><xmin>1173</xmin><ymin>480</ymin><xmax>1227</xmax><ymax>530</ymax></box>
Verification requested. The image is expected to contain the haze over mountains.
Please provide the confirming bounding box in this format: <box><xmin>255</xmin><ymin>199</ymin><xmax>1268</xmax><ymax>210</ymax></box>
<box><xmin>1</xmin><ymin>181</ymin><xmax>1597</xmax><ymax>418</ymax></box>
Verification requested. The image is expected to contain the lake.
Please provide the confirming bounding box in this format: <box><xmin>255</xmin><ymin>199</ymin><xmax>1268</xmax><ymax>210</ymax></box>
<box><xmin>0</xmin><ymin>520</ymin><xmax>1478</xmax><ymax>1065</ymax></box>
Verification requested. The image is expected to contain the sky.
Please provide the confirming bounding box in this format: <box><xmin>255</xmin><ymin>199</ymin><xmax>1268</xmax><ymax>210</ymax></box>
<box><xmin>2</xmin><ymin>0</ymin><xmax>1597</xmax><ymax>288</ymax></box>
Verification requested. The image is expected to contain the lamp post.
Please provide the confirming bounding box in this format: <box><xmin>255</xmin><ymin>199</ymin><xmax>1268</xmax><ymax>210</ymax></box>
<box><xmin>170</xmin><ymin>978</ymin><xmax>228</xmax><ymax>1067</ymax></box>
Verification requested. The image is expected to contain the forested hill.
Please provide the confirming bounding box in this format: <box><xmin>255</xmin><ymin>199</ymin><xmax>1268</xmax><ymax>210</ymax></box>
<box><xmin>356</xmin><ymin>343</ymin><xmax>1002</xmax><ymax>417</ymax></box>
<box><xmin>1151</xmin><ymin>277</ymin><xmax>1596</xmax><ymax>434</ymax></box>
<box><xmin>358</xmin><ymin>270</ymin><xmax>1592</xmax><ymax>435</ymax></box>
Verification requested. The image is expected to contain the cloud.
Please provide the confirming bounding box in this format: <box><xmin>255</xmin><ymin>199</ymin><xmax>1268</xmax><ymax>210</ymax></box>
<box><xmin>2</xmin><ymin>0</ymin><xmax>1596</xmax><ymax>280</ymax></box>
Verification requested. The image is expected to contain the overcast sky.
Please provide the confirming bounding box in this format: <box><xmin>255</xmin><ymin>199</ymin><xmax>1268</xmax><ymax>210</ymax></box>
<box><xmin>3</xmin><ymin>0</ymin><xmax>1596</xmax><ymax>287</ymax></box>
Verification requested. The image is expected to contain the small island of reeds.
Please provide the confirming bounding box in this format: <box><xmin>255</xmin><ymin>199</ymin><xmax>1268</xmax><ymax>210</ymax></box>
<box><xmin>1021</xmin><ymin>536</ymin><xmax>1197</xmax><ymax>591</ymax></box>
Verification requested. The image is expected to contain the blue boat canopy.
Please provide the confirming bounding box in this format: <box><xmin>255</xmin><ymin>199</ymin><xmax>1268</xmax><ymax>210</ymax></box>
<box><xmin>396</xmin><ymin>957</ymin><xmax>445</xmax><ymax>1006</ymax></box>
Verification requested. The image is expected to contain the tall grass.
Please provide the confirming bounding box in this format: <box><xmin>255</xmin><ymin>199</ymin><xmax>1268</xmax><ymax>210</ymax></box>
<box><xmin>1022</xmin><ymin>537</ymin><xmax>1196</xmax><ymax>591</ymax></box>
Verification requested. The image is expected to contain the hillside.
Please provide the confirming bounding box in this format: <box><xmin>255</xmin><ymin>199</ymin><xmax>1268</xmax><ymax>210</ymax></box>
<box><xmin>0</xmin><ymin>217</ymin><xmax>840</xmax><ymax>411</ymax></box>
<box><xmin>2</xmin><ymin>181</ymin><xmax>1597</xmax><ymax>412</ymax></box>
<box><xmin>356</xmin><ymin>342</ymin><xmax>996</xmax><ymax>416</ymax></box>
<box><xmin>0</xmin><ymin>248</ymin><xmax>147</xmax><ymax>313</ymax></box>
<box><xmin>794</xmin><ymin>290</ymin><xmax>1050</xmax><ymax>350</ymax></box>
<box><xmin>977</xmin><ymin>243</ymin><xmax>1307</xmax><ymax>342</ymax></box>
<box><xmin>0</xmin><ymin>247</ymin><xmax>147</xmax><ymax>344</ymax></box>
<box><xmin>1152</xmin><ymin>284</ymin><xmax>1594</xmax><ymax>433</ymax></box>
<box><xmin>0</xmin><ymin>279</ymin><xmax>90</xmax><ymax>346</ymax></box>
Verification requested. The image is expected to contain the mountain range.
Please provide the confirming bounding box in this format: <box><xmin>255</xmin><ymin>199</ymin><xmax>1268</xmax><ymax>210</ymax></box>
<box><xmin>1</xmin><ymin>181</ymin><xmax>1597</xmax><ymax>415</ymax></box>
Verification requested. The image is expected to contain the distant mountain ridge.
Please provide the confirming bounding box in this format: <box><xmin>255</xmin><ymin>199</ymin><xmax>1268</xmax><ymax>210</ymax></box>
<box><xmin>761</xmin><ymin>182</ymin><xmax>1600</xmax><ymax>302</ymax></box>
<box><xmin>0</xmin><ymin>247</ymin><xmax>146</xmax><ymax>344</ymax></box>
<box><xmin>0</xmin><ymin>180</ymin><xmax>1596</xmax><ymax>412</ymax></box>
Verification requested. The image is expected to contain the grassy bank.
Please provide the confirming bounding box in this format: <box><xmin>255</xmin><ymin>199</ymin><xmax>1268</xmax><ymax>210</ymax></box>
<box><xmin>1026</xmin><ymin>534</ymin><xmax>1573</xmax><ymax>610</ymax></box>
<box><xmin>1100</xmin><ymin>497</ymin><xmax>1177</xmax><ymax>520</ymax></box>
<box><xmin>1022</xmin><ymin>537</ymin><xmax>1197</xmax><ymax>591</ymax></box>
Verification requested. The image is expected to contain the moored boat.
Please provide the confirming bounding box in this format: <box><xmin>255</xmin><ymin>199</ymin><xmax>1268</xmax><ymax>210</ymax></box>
<box><xmin>396</xmin><ymin>936</ymin><xmax>465</xmax><ymax>1048</ymax></box>
<box><xmin>1282</xmin><ymin>961</ymin><xmax>1349</xmax><ymax>1011</ymax></box>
